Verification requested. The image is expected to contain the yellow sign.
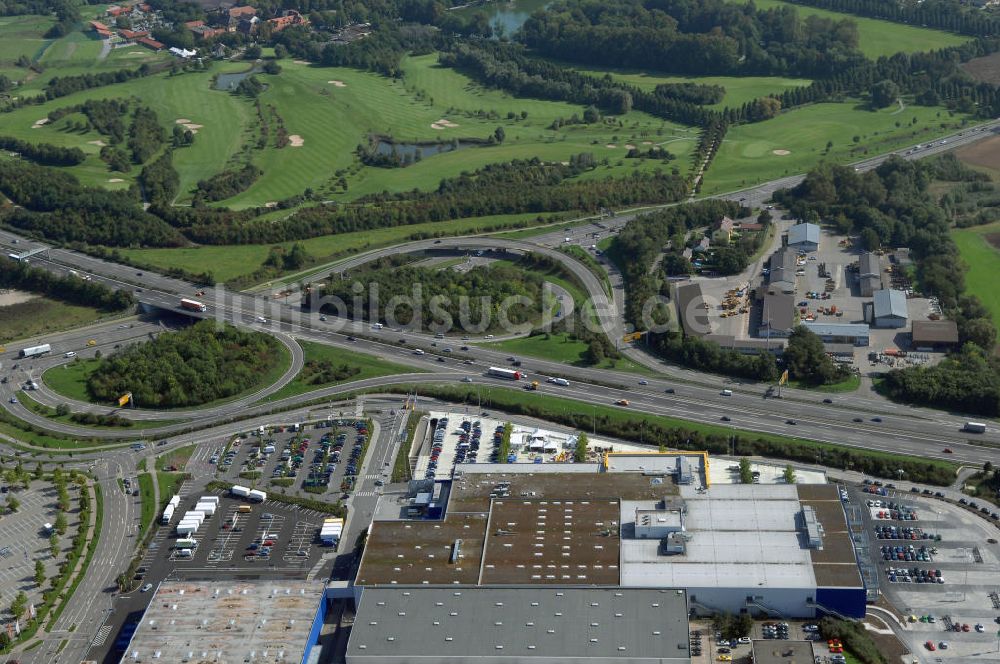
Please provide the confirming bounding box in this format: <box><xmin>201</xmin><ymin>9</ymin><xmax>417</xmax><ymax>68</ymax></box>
<box><xmin>778</xmin><ymin>370</ymin><xmax>789</xmax><ymax>386</ymax></box>
<box><xmin>118</xmin><ymin>393</ymin><xmax>131</xmax><ymax>407</ymax></box>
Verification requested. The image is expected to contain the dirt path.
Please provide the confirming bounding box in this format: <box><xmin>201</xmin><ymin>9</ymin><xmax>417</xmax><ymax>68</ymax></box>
<box><xmin>98</xmin><ymin>38</ymin><xmax>111</xmax><ymax>62</ymax></box>
<box><xmin>890</xmin><ymin>97</ymin><xmax>906</xmax><ymax>115</ymax></box>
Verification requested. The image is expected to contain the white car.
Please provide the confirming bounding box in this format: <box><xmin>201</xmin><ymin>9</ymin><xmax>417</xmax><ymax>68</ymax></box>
<box><xmin>461</xmin><ymin>377</ymin><xmax>473</xmax><ymax>383</ymax></box>
<box><xmin>256</xmin><ymin>316</ymin><xmax>267</xmax><ymax>323</ymax></box>
<box><xmin>737</xmin><ymin>637</ymin><xmax>751</xmax><ymax>644</ymax></box>
<box><xmin>141</xmin><ymin>583</ymin><xmax>153</xmax><ymax>592</ymax></box>
<box><xmin>64</xmin><ymin>351</ymin><xmax>76</xmax><ymax>358</ymax></box>
<box><xmin>413</xmin><ymin>349</ymin><xmax>425</xmax><ymax>355</ymax></box>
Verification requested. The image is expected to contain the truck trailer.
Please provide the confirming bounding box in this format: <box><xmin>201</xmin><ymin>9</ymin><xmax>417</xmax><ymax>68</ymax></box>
<box><xmin>487</xmin><ymin>366</ymin><xmax>522</xmax><ymax>380</ymax></box>
<box><xmin>231</xmin><ymin>485</ymin><xmax>251</xmax><ymax>498</ymax></box>
<box><xmin>198</xmin><ymin>496</ymin><xmax>220</xmax><ymax>506</ymax></box>
<box><xmin>19</xmin><ymin>344</ymin><xmax>51</xmax><ymax>358</ymax></box>
<box><xmin>194</xmin><ymin>502</ymin><xmax>216</xmax><ymax>516</ymax></box>
<box><xmin>179</xmin><ymin>298</ymin><xmax>207</xmax><ymax>312</ymax></box>
<box><xmin>168</xmin><ymin>495</ymin><xmax>181</xmax><ymax>509</ymax></box>
<box><xmin>247</xmin><ymin>489</ymin><xmax>267</xmax><ymax>503</ymax></box>
<box><xmin>161</xmin><ymin>504</ymin><xmax>175</xmax><ymax>525</ymax></box>
<box><xmin>963</xmin><ymin>421</ymin><xmax>987</xmax><ymax>434</ymax></box>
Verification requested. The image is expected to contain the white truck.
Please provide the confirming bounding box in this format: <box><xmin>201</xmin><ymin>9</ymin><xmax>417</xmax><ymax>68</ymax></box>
<box><xmin>19</xmin><ymin>344</ymin><xmax>51</xmax><ymax>358</ymax></box>
<box><xmin>963</xmin><ymin>421</ymin><xmax>987</xmax><ymax>434</ymax></box>
<box><xmin>176</xmin><ymin>538</ymin><xmax>198</xmax><ymax>549</ymax></box>
<box><xmin>161</xmin><ymin>504</ymin><xmax>175</xmax><ymax>525</ymax></box>
<box><xmin>248</xmin><ymin>489</ymin><xmax>267</xmax><ymax>503</ymax></box>
<box><xmin>168</xmin><ymin>495</ymin><xmax>181</xmax><ymax>509</ymax></box>
<box><xmin>177</xmin><ymin>548</ymin><xmax>193</xmax><ymax>558</ymax></box>
<box><xmin>231</xmin><ymin>485</ymin><xmax>251</xmax><ymax>498</ymax></box>
<box><xmin>176</xmin><ymin>522</ymin><xmax>198</xmax><ymax>537</ymax></box>
<box><xmin>194</xmin><ymin>502</ymin><xmax>216</xmax><ymax>516</ymax></box>
<box><xmin>198</xmin><ymin>496</ymin><xmax>219</xmax><ymax>506</ymax></box>
<box><xmin>487</xmin><ymin>367</ymin><xmax>523</xmax><ymax>380</ymax></box>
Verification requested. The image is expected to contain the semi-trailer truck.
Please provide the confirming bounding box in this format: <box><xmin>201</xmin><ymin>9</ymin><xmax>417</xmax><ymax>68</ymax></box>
<box><xmin>180</xmin><ymin>298</ymin><xmax>207</xmax><ymax>312</ymax></box>
<box><xmin>19</xmin><ymin>344</ymin><xmax>51</xmax><ymax>358</ymax></box>
<box><xmin>963</xmin><ymin>421</ymin><xmax>987</xmax><ymax>433</ymax></box>
<box><xmin>488</xmin><ymin>367</ymin><xmax>522</xmax><ymax>380</ymax></box>
<box><xmin>231</xmin><ymin>485</ymin><xmax>251</xmax><ymax>498</ymax></box>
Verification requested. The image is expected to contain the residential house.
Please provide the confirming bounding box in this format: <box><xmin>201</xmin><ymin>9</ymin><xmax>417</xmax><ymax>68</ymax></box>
<box><xmin>137</xmin><ymin>36</ymin><xmax>164</xmax><ymax>51</ymax></box>
<box><xmin>712</xmin><ymin>216</ymin><xmax>735</xmax><ymax>242</ymax></box>
<box><xmin>267</xmin><ymin>9</ymin><xmax>306</xmax><ymax>32</ymax></box>
<box><xmin>90</xmin><ymin>20</ymin><xmax>114</xmax><ymax>38</ymax></box>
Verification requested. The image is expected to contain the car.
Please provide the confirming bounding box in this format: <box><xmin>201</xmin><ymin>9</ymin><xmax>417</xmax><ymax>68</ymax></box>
<box><xmin>262</xmin><ymin>513</ymin><xmax>274</xmax><ymax>520</ymax></box>
<box><xmin>141</xmin><ymin>583</ymin><xmax>154</xmax><ymax>592</ymax></box>
<box><xmin>437</xmin><ymin>357</ymin><xmax>446</xmax><ymax>362</ymax></box>
<box><xmin>346</xmin><ymin>336</ymin><xmax>357</xmax><ymax>342</ymax></box>
<box><xmin>461</xmin><ymin>377</ymin><xmax>473</xmax><ymax>383</ymax></box>
<box><xmin>988</xmin><ymin>538</ymin><xmax>998</xmax><ymax>544</ymax></box>
<box><xmin>413</xmin><ymin>349</ymin><xmax>425</xmax><ymax>355</ymax></box>
<box><xmin>943</xmin><ymin>448</ymin><xmax>953</xmax><ymax>453</ymax></box>
<box><xmin>822</xmin><ymin>398</ymin><xmax>832</xmax><ymax>404</ymax></box>
<box><xmin>717</xmin><ymin>647</ymin><xmax>731</xmax><ymax>654</ymax></box>
<box><xmin>443</xmin><ymin>347</ymin><xmax>452</xmax><ymax>353</ymax></box>
<box><xmin>737</xmin><ymin>637</ymin><xmax>751</xmax><ymax>644</ymax></box>
<box><xmin>64</xmin><ymin>351</ymin><xmax>76</xmax><ymax>358</ymax></box>
<box><xmin>975</xmin><ymin>624</ymin><xmax>985</xmax><ymax>632</ymax></box>
<box><xmin>460</xmin><ymin>345</ymin><xmax>469</xmax><ymax>351</ymax></box>
<box><xmin>615</xmin><ymin>399</ymin><xmax>630</xmax><ymax>406</ymax></box>
<box><xmin>962</xmin><ymin>624</ymin><xmax>971</xmax><ymax>632</ymax></box>
<box><xmin>638</xmin><ymin>380</ymin><xmax>648</xmax><ymax>385</ymax></box>
<box><xmin>939</xmin><ymin>642</ymin><xmax>949</xmax><ymax>650</ymax></box>
<box><xmin>664</xmin><ymin>388</ymin><xmax>675</xmax><ymax>394</ymax></box>
<box><xmin>871</xmin><ymin>417</ymin><xmax>882</xmax><ymax>422</ymax></box>
<box><xmin>786</xmin><ymin>419</ymin><xmax>797</xmax><ymax>425</ymax></box>
<box><xmin>853</xmin><ymin>417</ymin><xmax>863</xmax><ymax>423</ymax></box>
<box><xmin>8</xmin><ymin>397</ymin><xmax>16</xmax><ymax>404</ymax></box>
<box><xmin>716</xmin><ymin>657</ymin><xmax>732</xmax><ymax>662</ymax></box>
<box><xmin>319</xmin><ymin>315</ymin><xmax>328</xmax><ymax>321</ymax></box>
<box><xmin>374</xmin><ymin>479</ymin><xmax>385</xmax><ymax>486</ymax></box>
<box><xmin>721</xmin><ymin>416</ymin><xmax>731</xmax><ymax>422</ymax></box>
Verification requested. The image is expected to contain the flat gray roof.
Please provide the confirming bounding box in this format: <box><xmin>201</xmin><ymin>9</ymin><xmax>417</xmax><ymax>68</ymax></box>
<box><xmin>873</xmin><ymin>289</ymin><xmax>908</xmax><ymax>319</ymax></box>
<box><xmin>762</xmin><ymin>292</ymin><xmax>796</xmax><ymax>331</ymax></box>
<box><xmin>120</xmin><ymin>581</ymin><xmax>324</xmax><ymax>664</ymax></box>
<box><xmin>859</xmin><ymin>253</ymin><xmax>880</xmax><ymax>277</ymax></box>
<box><xmin>675</xmin><ymin>282</ymin><xmax>710</xmax><ymax>336</ymax></box>
<box><xmin>348</xmin><ymin>586</ymin><xmax>691</xmax><ymax>663</ymax></box>
<box><xmin>802</xmin><ymin>322</ymin><xmax>870</xmax><ymax>337</ymax></box>
<box><xmin>752</xmin><ymin>640</ymin><xmax>815</xmax><ymax>664</ymax></box>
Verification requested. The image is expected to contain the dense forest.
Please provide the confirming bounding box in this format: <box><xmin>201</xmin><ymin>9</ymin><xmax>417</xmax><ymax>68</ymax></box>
<box><xmin>0</xmin><ymin>257</ymin><xmax>136</xmax><ymax>311</ymax></box>
<box><xmin>775</xmin><ymin>155</ymin><xmax>1000</xmax><ymax>414</ymax></box>
<box><xmin>521</xmin><ymin>0</ymin><xmax>865</xmax><ymax>77</ymax></box>
<box><xmin>320</xmin><ymin>254</ymin><xmax>562</xmax><ymax>332</ymax></box>
<box><xmin>85</xmin><ymin>321</ymin><xmax>284</xmax><ymax>407</ymax></box>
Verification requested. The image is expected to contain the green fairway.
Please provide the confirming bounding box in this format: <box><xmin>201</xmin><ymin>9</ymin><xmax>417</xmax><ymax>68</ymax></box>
<box><xmin>739</xmin><ymin>0</ymin><xmax>970</xmax><ymax>58</ymax></box>
<box><xmin>263</xmin><ymin>340</ymin><xmax>419</xmax><ymax>402</ymax></box>
<box><xmin>952</xmin><ymin>222</ymin><xmax>1000</xmax><ymax>337</ymax></box>
<box><xmin>485</xmin><ymin>332</ymin><xmax>656</xmax><ymax>375</ymax></box>
<box><xmin>0</xmin><ymin>14</ymin><xmax>55</xmax><ymax>83</ymax></box>
<box><xmin>703</xmin><ymin>102</ymin><xmax>971</xmax><ymax>195</ymax></box>
<box><xmin>574</xmin><ymin>67</ymin><xmax>812</xmax><ymax>109</ymax></box>
<box><xmin>119</xmin><ymin>211</ymin><xmax>556</xmax><ymax>284</ymax></box>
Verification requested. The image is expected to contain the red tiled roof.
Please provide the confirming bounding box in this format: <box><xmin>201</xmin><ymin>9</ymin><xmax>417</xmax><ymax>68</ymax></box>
<box><xmin>228</xmin><ymin>5</ymin><xmax>256</xmax><ymax>17</ymax></box>
<box><xmin>119</xmin><ymin>29</ymin><xmax>149</xmax><ymax>39</ymax></box>
<box><xmin>137</xmin><ymin>36</ymin><xmax>164</xmax><ymax>49</ymax></box>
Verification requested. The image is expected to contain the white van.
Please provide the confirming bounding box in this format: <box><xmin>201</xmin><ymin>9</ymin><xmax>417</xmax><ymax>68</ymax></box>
<box><xmin>720</xmin><ymin>389</ymin><xmax>733</xmax><ymax>396</ymax></box>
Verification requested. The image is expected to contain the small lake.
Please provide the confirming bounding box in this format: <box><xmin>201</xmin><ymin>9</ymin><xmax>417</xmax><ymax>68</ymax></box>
<box><xmin>373</xmin><ymin>140</ymin><xmax>475</xmax><ymax>159</ymax></box>
<box><xmin>214</xmin><ymin>65</ymin><xmax>262</xmax><ymax>91</ymax></box>
<box><xmin>455</xmin><ymin>0</ymin><xmax>551</xmax><ymax>37</ymax></box>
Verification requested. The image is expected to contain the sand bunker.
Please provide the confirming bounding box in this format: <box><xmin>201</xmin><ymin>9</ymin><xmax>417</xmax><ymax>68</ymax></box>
<box><xmin>430</xmin><ymin>123</ymin><xmax>445</xmax><ymax>130</ymax></box>
<box><xmin>31</xmin><ymin>118</ymin><xmax>49</xmax><ymax>129</ymax></box>
<box><xmin>88</xmin><ymin>140</ymin><xmax>107</xmax><ymax>147</ymax></box>
<box><xmin>772</xmin><ymin>149</ymin><xmax>791</xmax><ymax>156</ymax></box>
<box><xmin>327</xmin><ymin>80</ymin><xmax>347</xmax><ymax>87</ymax></box>
<box><xmin>107</xmin><ymin>178</ymin><xmax>124</xmax><ymax>183</ymax></box>
<box><xmin>625</xmin><ymin>144</ymin><xmax>636</xmax><ymax>149</ymax></box>
<box><xmin>182</xmin><ymin>123</ymin><xmax>203</xmax><ymax>131</ymax></box>
<box><xmin>288</xmin><ymin>134</ymin><xmax>304</xmax><ymax>147</ymax></box>
<box><xmin>432</xmin><ymin>118</ymin><xmax>459</xmax><ymax>129</ymax></box>
<box><xmin>264</xmin><ymin>201</ymin><xmax>278</xmax><ymax>208</ymax></box>
<box><xmin>605</xmin><ymin>144</ymin><xmax>617</xmax><ymax>149</ymax></box>
<box><xmin>175</xmin><ymin>118</ymin><xmax>191</xmax><ymax>124</ymax></box>
<box><xmin>641</xmin><ymin>141</ymin><xmax>653</xmax><ymax>145</ymax></box>
<box><xmin>293</xmin><ymin>59</ymin><xmax>310</xmax><ymax>65</ymax></box>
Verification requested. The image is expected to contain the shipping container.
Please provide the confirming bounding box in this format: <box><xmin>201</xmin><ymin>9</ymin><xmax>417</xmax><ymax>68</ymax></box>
<box><xmin>199</xmin><ymin>496</ymin><xmax>220</xmax><ymax>505</ymax></box>
<box><xmin>231</xmin><ymin>485</ymin><xmax>251</xmax><ymax>498</ymax></box>
<box><xmin>194</xmin><ymin>502</ymin><xmax>216</xmax><ymax>516</ymax></box>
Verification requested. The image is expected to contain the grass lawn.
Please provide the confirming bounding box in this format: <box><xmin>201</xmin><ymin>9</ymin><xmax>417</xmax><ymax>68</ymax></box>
<box><xmin>155</xmin><ymin>472</ymin><xmax>185</xmax><ymax>507</ymax></box>
<box><xmin>788</xmin><ymin>374</ymin><xmax>861</xmax><ymax>393</ymax></box>
<box><xmin>42</xmin><ymin>341</ymin><xmax>292</xmax><ymax>409</ymax></box>
<box><xmin>486</xmin><ymin>332</ymin><xmax>657</xmax><ymax>375</ymax></box>
<box><xmin>560</xmin><ymin>245</ymin><xmax>612</xmax><ymax>296</ymax></box>
<box><xmin>574</xmin><ymin>67</ymin><xmax>812</xmax><ymax>109</ymax></box>
<box><xmin>704</xmin><ymin>102</ymin><xmax>971</xmax><ymax>195</ymax></box>
<box><xmin>0</xmin><ymin>297</ymin><xmax>105</xmax><ymax>345</ymax></box>
<box><xmin>156</xmin><ymin>443</ymin><xmax>197</xmax><ymax>471</ymax></box>
<box><xmin>263</xmin><ymin>340</ymin><xmax>419</xmax><ymax>402</ymax></box>
<box><xmin>14</xmin><ymin>390</ymin><xmax>181</xmax><ymax>429</ymax></box>
<box><xmin>119</xmin><ymin>212</ymin><xmax>555</xmax><ymax>285</ymax></box>
<box><xmin>739</xmin><ymin>0</ymin><xmax>970</xmax><ymax>58</ymax></box>
<box><xmin>952</xmin><ymin>222</ymin><xmax>1000</xmax><ymax>337</ymax></box>
<box><xmin>137</xmin><ymin>472</ymin><xmax>155</xmax><ymax>540</ymax></box>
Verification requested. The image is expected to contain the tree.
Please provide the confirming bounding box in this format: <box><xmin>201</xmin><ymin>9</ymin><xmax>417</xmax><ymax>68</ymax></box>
<box><xmin>244</xmin><ymin>45</ymin><xmax>262</xmax><ymax>60</ymax></box>
<box><xmin>493</xmin><ymin>126</ymin><xmax>505</xmax><ymax>143</ymax></box>
<box><xmin>738</xmin><ymin>458</ymin><xmax>753</xmax><ymax>484</ymax></box>
<box><xmin>7</xmin><ymin>496</ymin><xmax>19</xmax><ymax>512</ymax></box>
<box><xmin>783</xmin><ymin>465</ymin><xmax>796</xmax><ymax>484</ymax></box>
<box><xmin>784</xmin><ymin>326</ymin><xmax>842</xmax><ymax>385</ymax></box>
<box><xmin>583</xmin><ymin>105</ymin><xmax>601</xmax><ymax>124</ymax></box>
<box><xmin>574</xmin><ymin>432</ymin><xmax>589</xmax><ymax>462</ymax></box>
<box><xmin>870</xmin><ymin>80</ymin><xmax>900</xmax><ymax>109</ymax></box>
<box><xmin>34</xmin><ymin>560</ymin><xmax>45</xmax><ymax>586</ymax></box>
<box><xmin>54</xmin><ymin>512</ymin><xmax>68</xmax><ymax>536</ymax></box>
<box><xmin>49</xmin><ymin>533</ymin><xmax>58</xmax><ymax>558</ymax></box>
<box><xmin>10</xmin><ymin>591</ymin><xmax>27</xmax><ymax>618</ymax></box>
<box><xmin>274</xmin><ymin>44</ymin><xmax>288</xmax><ymax>59</ymax></box>
<box><xmin>33</xmin><ymin>462</ymin><xmax>43</xmax><ymax>480</ymax></box>
<box><xmin>860</xmin><ymin>227</ymin><xmax>881</xmax><ymax>251</ymax></box>
<box><xmin>985</xmin><ymin>461</ymin><xmax>994</xmax><ymax>474</ymax></box>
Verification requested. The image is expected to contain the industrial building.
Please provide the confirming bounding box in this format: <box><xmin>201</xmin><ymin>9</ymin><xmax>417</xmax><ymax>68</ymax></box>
<box><xmin>752</xmin><ymin>640</ymin><xmax>816</xmax><ymax>664</ymax></box>
<box><xmin>857</xmin><ymin>253</ymin><xmax>882</xmax><ymax>297</ymax></box>
<box><xmin>787</xmin><ymin>223</ymin><xmax>820</xmax><ymax>251</ymax></box>
<box><xmin>766</xmin><ymin>247</ymin><xmax>798</xmax><ymax>295</ymax></box>
<box><xmin>348</xmin><ymin>586</ymin><xmax>692</xmax><ymax>664</ymax></box>
<box><xmin>118</xmin><ymin>580</ymin><xmax>327</xmax><ymax>664</ymax></box>
<box><xmin>355</xmin><ymin>454</ymin><xmax>867</xmax><ymax>622</ymax></box>
<box><xmin>802</xmin><ymin>321</ymin><xmax>870</xmax><ymax>347</ymax></box>
<box><xmin>760</xmin><ymin>292</ymin><xmax>797</xmax><ymax>338</ymax></box>
<box><xmin>870</xmin><ymin>289</ymin><xmax>908</xmax><ymax>329</ymax></box>
<box><xmin>910</xmin><ymin>320</ymin><xmax>960</xmax><ymax>351</ymax></box>
<box><xmin>674</xmin><ymin>282</ymin><xmax>711</xmax><ymax>336</ymax></box>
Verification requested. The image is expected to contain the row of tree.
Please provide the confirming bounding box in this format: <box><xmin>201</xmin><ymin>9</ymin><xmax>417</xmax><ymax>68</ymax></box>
<box><xmin>0</xmin><ymin>256</ymin><xmax>136</xmax><ymax>311</ymax></box>
<box><xmin>0</xmin><ymin>135</ymin><xmax>84</xmax><ymax>166</ymax></box>
<box><xmin>193</xmin><ymin>163</ymin><xmax>263</xmax><ymax>203</ymax></box>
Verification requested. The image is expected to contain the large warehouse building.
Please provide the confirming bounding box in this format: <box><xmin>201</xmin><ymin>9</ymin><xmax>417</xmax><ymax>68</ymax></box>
<box><xmin>353</xmin><ymin>454</ymin><xmax>867</xmax><ymax>625</ymax></box>
<box><xmin>348</xmin><ymin>586</ymin><xmax>692</xmax><ymax>664</ymax></box>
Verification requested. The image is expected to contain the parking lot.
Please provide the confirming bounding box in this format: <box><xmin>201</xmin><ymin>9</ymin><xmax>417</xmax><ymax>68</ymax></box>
<box><xmin>0</xmin><ymin>481</ymin><xmax>84</xmax><ymax>613</ymax></box>
<box><xmin>210</xmin><ymin>419</ymin><xmax>370</xmax><ymax>500</ymax></box>
<box><xmin>413</xmin><ymin>412</ymin><xmax>506</xmax><ymax>481</ymax></box>
<box><xmin>847</xmin><ymin>482</ymin><xmax>1000</xmax><ymax>661</ymax></box>
<box><xmin>148</xmin><ymin>493</ymin><xmax>330</xmax><ymax>574</ymax></box>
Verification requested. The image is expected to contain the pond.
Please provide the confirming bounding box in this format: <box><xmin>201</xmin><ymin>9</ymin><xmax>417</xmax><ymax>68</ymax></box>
<box><xmin>455</xmin><ymin>0</ymin><xmax>550</xmax><ymax>37</ymax></box>
<box><xmin>214</xmin><ymin>65</ymin><xmax>263</xmax><ymax>91</ymax></box>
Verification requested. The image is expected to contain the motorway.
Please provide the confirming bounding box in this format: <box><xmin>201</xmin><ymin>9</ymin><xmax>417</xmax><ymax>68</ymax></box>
<box><xmin>1</xmin><ymin>119</ymin><xmax>999</xmax><ymax>661</ymax></box>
